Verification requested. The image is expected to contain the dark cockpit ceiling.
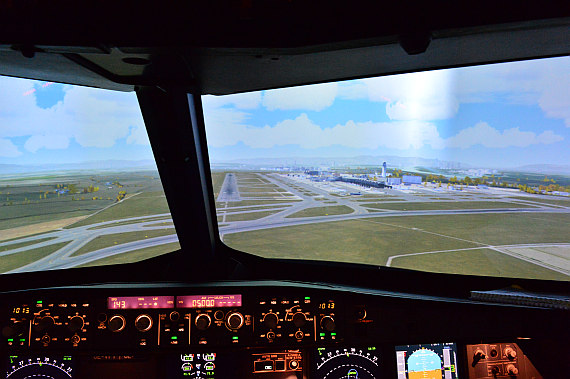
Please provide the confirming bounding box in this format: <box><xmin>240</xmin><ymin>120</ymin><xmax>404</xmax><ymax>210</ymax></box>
<box><xmin>0</xmin><ymin>1</ymin><xmax>569</xmax><ymax>94</ymax></box>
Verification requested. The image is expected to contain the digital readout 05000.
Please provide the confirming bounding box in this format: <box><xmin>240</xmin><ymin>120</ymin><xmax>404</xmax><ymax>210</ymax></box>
<box><xmin>177</xmin><ymin>294</ymin><xmax>242</xmax><ymax>308</ymax></box>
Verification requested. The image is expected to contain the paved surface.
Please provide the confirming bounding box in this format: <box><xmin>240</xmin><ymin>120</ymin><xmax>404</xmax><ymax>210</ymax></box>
<box><xmin>217</xmin><ymin>173</ymin><xmax>241</xmax><ymax>202</ymax></box>
<box><xmin>1</xmin><ymin>171</ymin><xmax>569</xmax><ymax>277</ymax></box>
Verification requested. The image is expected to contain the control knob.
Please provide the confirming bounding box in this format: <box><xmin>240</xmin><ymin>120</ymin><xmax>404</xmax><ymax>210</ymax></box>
<box><xmin>505</xmin><ymin>347</ymin><xmax>517</xmax><ymax>360</ymax></box>
<box><xmin>169</xmin><ymin>311</ymin><xmax>180</xmax><ymax>322</ymax></box>
<box><xmin>135</xmin><ymin>314</ymin><xmax>153</xmax><ymax>332</ymax></box>
<box><xmin>2</xmin><ymin>321</ymin><xmax>27</xmax><ymax>338</ymax></box>
<box><xmin>292</xmin><ymin>312</ymin><xmax>306</xmax><ymax>328</ymax></box>
<box><xmin>34</xmin><ymin>315</ymin><xmax>54</xmax><ymax>332</ymax></box>
<box><xmin>226</xmin><ymin>312</ymin><xmax>244</xmax><ymax>330</ymax></box>
<box><xmin>263</xmin><ymin>313</ymin><xmax>279</xmax><ymax>329</ymax></box>
<box><xmin>68</xmin><ymin>316</ymin><xmax>85</xmax><ymax>332</ymax></box>
<box><xmin>108</xmin><ymin>315</ymin><xmax>126</xmax><ymax>332</ymax></box>
<box><xmin>506</xmin><ymin>364</ymin><xmax>519</xmax><ymax>376</ymax></box>
<box><xmin>195</xmin><ymin>314</ymin><xmax>211</xmax><ymax>331</ymax></box>
<box><xmin>320</xmin><ymin>315</ymin><xmax>335</xmax><ymax>331</ymax></box>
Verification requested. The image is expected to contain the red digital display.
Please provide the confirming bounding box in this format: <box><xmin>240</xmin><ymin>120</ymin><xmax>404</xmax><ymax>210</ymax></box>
<box><xmin>107</xmin><ymin>296</ymin><xmax>174</xmax><ymax>309</ymax></box>
<box><xmin>177</xmin><ymin>294</ymin><xmax>242</xmax><ymax>308</ymax></box>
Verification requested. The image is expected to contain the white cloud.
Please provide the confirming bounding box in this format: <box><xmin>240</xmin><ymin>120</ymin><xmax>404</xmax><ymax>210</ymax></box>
<box><xmin>206</xmin><ymin>113</ymin><xmax>562</xmax><ymax>152</ymax></box>
<box><xmin>126</xmin><ymin>125</ymin><xmax>151</xmax><ymax>145</ymax></box>
<box><xmin>337</xmin><ymin>56</ymin><xmax>570</xmax><ymax>124</ymax></box>
<box><xmin>262</xmin><ymin>82</ymin><xmax>338</xmax><ymax>111</ymax></box>
<box><xmin>24</xmin><ymin>134</ymin><xmax>70</xmax><ymax>152</ymax></box>
<box><xmin>207</xmin><ymin>113</ymin><xmax>445</xmax><ymax>150</ymax></box>
<box><xmin>0</xmin><ymin>76</ymin><xmax>146</xmax><ymax>153</ymax></box>
<box><xmin>446</xmin><ymin>122</ymin><xmax>563</xmax><ymax>149</ymax></box>
<box><xmin>0</xmin><ymin>138</ymin><xmax>21</xmax><ymax>157</ymax></box>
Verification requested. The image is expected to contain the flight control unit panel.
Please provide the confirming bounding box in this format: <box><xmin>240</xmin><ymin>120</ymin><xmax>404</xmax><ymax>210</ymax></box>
<box><xmin>0</xmin><ymin>283</ymin><xmax>554</xmax><ymax>378</ymax></box>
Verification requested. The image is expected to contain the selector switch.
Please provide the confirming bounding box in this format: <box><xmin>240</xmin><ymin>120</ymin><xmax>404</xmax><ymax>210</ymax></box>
<box><xmin>292</xmin><ymin>312</ymin><xmax>306</xmax><ymax>328</ymax></box>
<box><xmin>169</xmin><ymin>311</ymin><xmax>180</xmax><ymax>322</ymax></box>
<box><xmin>263</xmin><ymin>313</ymin><xmax>279</xmax><ymax>329</ymax></box>
<box><xmin>68</xmin><ymin>316</ymin><xmax>85</xmax><ymax>332</ymax></box>
<box><xmin>35</xmin><ymin>316</ymin><xmax>54</xmax><ymax>332</ymax></box>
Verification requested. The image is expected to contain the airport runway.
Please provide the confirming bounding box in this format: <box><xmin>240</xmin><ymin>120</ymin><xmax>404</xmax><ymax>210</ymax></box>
<box><xmin>217</xmin><ymin>173</ymin><xmax>241</xmax><ymax>202</ymax></box>
<box><xmin>1</xmin><ymin>171</ymin><xmax>569</xmax><ymax>275</ymax></box>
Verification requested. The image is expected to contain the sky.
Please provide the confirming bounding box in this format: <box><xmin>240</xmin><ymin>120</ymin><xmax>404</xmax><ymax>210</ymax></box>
<box><xmin>0</xmin><ymin>56</ymin><xmax>568</xmax><ymax>169</ymax></box>
<box><xmin>203</xmin><ymin>56</ymin><xmax>570</xmax><ymax>168</ymax></box>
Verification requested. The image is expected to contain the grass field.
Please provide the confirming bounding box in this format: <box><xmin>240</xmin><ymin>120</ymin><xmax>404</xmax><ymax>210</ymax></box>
<box><xmin>509</xmin><ymin>196</ymin><xmax>570</xmax><ymax>206</ymax></box>
<box><xmin>362</xmin><ymin>201</ymin><xmax>536</xmax><ymax>211</ymax></box>
<box><xmin>0</xmin><ymin>241</ymin><xmax>70</xmax><ymax>273</ymax></box>
<box><xmin>0</xmin><ymin>171</ymin><xmax>165</xmax><ymax>230</ymax></box>
<box><xmin>223</xmin><ymin>212</ymin><xmax>570</xmax><ymax>280</ymax></box>
<box><xmin>70</xmin><ymin>228</ymin><xmax>177</xmax><ymax>256</ymax></box>
<box><xmin>285</xmin><ymin>205</ymin><xmax>354</xmax><ymax>218</ymax></box>
<box><xmin>78</xmin><ymin>242</ymin><xmax>180</xmax><ymax>268</ymax></box>
<box><xmin>67</xmin><ymin>191</ymin><xmax>170</xmax><ymax>228</ymax></box>
<box><xmin>0</xmin><ymin>237</ymin><xmax>56</xmax><ymax>252</ymax></box>
<box><xmin>391</xmin><ymin>248</ymin><xmax>568</xmax><ymax>280</ymax></box>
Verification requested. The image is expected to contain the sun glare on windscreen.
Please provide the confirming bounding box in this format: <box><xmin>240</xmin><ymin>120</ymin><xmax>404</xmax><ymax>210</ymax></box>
<box><xmin>204</xmin><ymin>56</ymin><xmax>570</xmax><ymax>281</ymax></box>
<box><xmin>0</xmin><ymin>78</ymin><xmax>180</xmax><ymax>274</ymax></box>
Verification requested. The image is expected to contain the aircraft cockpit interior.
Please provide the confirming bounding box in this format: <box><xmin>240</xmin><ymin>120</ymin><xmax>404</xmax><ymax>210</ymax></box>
<box><xmin>0</xmin><ymin>1</ymin><xmax>568</xmax><ymax>378</ymax></box>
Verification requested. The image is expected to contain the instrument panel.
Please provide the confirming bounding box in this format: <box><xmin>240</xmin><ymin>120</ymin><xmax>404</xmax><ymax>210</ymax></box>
<box><xmin>0</xmin><ymin>282</ymin><xmax>562</xmax><ymax>378</ymax></box>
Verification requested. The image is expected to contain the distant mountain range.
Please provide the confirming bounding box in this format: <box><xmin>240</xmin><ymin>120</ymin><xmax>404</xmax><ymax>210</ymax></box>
<box><xmin>0</xmin><ymin>160</ymin><xmax>157</xmax><ymax>175</ymax></box>
<box><xmin>511</xmin><ymin>164</ymin><xmax>570</xmax><ymax>175</ymax></box>
<box><xmin>213</xmin><ymin>155</ymin><xmax>469</xmax><ymax>170</ymax></box>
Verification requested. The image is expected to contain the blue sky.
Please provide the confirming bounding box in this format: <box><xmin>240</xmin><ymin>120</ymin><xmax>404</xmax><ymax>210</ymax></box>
<box><xmin>0</xmin><ymin>56</ymin><xmax>568</xmax><ymax>169</ymax></box>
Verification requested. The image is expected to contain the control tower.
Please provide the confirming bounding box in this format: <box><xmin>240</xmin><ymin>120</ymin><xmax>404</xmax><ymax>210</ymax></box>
<box><xmin>381</xmin><ymin>162</ymin><xmax>387</xmax><ymax>178</ymax></box>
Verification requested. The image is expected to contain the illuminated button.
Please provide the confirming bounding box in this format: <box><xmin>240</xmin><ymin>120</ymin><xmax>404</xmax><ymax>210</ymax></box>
<box><xmin>275</xmin><ymin>360</ymin><xmax>285</xmax><ymax>371</ymax></box>
<box><xmin>266</xmin><ymin>331</ymin><xmax>276</xmax><ymax>340</ymax></box>
<box><xmin>289</xmin><ymin>360</ymin><xmax>299</xmax><ymax>370</ymax></box>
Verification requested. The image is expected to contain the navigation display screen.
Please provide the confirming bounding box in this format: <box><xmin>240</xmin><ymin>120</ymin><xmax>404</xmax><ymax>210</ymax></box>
<box><xmin>395</xmin><ymin>343</ymin><xmax>458</xmax><ymax>379</ymax></box>
<box><xmin>107</xmin><ymin>296</ymin><xmax>175</xmax><ymax>309</ymax></box>
<box><xmin>315</xmin><ymin>346</ymin><xmax>380</xmax><ymax>379</ymax></box>
<box><xmin>177</xmin><ymin>294</ymin><xmax>242</xmax><ymax>308</ymax></box>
